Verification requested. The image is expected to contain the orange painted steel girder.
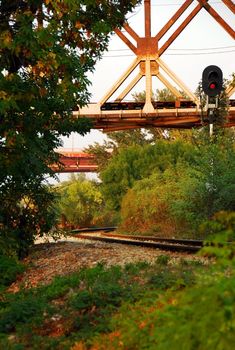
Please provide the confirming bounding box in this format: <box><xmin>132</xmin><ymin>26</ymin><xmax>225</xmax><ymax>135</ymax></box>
<box><xmin>51</xmin><ymin>151</ymin><xmax>98</xmax><ymax>173</ymax></box>
<box><xmin>86</xmin><ymin>110</ymin><xmax>235</xmax><ymax>132</ymax></box>
<box><xmin>77</xmin><ymin>0</ymin><xmax>234</xmax><ymax>130</ymax></box>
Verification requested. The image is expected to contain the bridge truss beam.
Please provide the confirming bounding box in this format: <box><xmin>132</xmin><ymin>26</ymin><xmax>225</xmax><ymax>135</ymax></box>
<box><xmin>77</xmin><ymin>0</ymin><xmax>235</xmax><ymax>131</ymax></box>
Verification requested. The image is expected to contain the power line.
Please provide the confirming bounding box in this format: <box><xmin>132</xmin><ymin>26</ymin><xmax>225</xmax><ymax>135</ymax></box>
<box><xmin>108</xmin><ymin>45</ymin><xmax>235</xmax><ymax>52</ymax></box>
<box><xmin>103</xmin><ymin>49</ymin><xmax>235</xmax><ymax>58</ymax></box>
<box><xmin>151</xmin><ymin>1</ymin><xmax>222</xmax><ymax>6</ymax></box>
<box><xmin>165</xmin><ymin>49</ymin><xmax>235</xmax><ymax>55</ymax></box>
<box><xmin>169</xmin><ymin>46</ymin><xmax>235</xmax><ymax>51</ymax></box>
<box><xmin>127</xmin><ymin>7</ymin><xmax>142</xmax><ymax>19</ymax></box>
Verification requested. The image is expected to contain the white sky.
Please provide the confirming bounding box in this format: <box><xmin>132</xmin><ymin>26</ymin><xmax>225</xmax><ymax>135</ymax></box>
<box><xmin>56</xmin><ymin>0</ymin><xmax>235</xmax><ymax>182</ymax></box>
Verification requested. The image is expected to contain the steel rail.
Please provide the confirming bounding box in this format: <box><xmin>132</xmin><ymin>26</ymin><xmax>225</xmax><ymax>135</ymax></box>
<box><xmin>71</xmin><ymin>232</ymin><xmax>201</xmax><ymax>253</ymax></box>
<box><xmin>101</xmin><ymin>232</ymin><xmax>203</xmax><ymax>247</ymax></box>
<box><xmin>71</xmin><ymin>226</ymin><xmax>117</xmax><ymax>233</ymax></box>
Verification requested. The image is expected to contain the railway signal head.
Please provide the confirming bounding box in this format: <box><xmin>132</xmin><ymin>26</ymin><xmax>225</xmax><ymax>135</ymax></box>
<box><xmin>202</xmin><ymin>65</ymin><xmax>223</xmax><ymax>97</ymax></box>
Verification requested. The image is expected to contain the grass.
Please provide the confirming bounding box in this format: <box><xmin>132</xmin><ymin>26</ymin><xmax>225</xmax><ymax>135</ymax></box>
<box><xmin>0</xmin><ymin>256</ymin><xmax>203</xmax><ymax>350</ymax></box>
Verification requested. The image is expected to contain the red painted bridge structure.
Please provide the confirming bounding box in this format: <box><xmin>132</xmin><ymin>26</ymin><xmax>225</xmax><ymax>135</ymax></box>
<box><xmin>51</xmin><ymin>149</ymin><xmax>98</xmax><ymax>173</ymax></box>
<box><xmin>74</xmin><ymin>0</ymin><xmax>235</xmax><ymax>131</ymax></box>
<box><xmin>53</xmin><ymin>1</ymin><xmax>234</xmax><ymax>173</ymax></box>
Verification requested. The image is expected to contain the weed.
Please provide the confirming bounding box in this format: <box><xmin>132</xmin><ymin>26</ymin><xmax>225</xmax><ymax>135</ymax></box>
<box><xmin>0</xmin><ymin>295</ymin><xmax>46</xmax><ymax>333</ymax></box>
<box><xmin>41</xmin><ymin>273</ymin><xmax>80</xmax><ymax>301</ymax></box>
<box><xmin>124</xmin><ymin>261</ymin><xmax>149</xmax><ymax>274</ymax></box>
<box><xmin>147</xmin><ymin>270</ymin><xmax>176</xmax><ymax>290</ymax></box>
<box><xmin>0</xmin><ymin>256</ymin><xmax>200</xmax><ymax>349</ymax></box>
<box><xmin>155</xmin><ymin>255</ymin><xmax>170</xmax><ymax>266</ymax></box>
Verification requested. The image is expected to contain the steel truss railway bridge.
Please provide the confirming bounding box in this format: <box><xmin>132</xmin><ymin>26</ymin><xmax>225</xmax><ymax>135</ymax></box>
<box><xmin>51</xmin><ymin>150</ymin><xmax>98</xmax><ymax>173</ymax></box>
<box><xmin>75</xmin><ymin>0</ymin><xmax>235</xmax><ymax>131</ymax></box>
<box><xmin>55</xmin><ymin>0</ymin><xmax>234</xmax><ymax>172</ymax></box>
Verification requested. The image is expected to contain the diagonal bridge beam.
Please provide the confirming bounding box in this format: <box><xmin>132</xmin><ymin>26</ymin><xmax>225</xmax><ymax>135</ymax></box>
<box><xmin>98</xmin><ymin>0</ymin><xmax>234</xmax><ymax>114</ymax></box>
<box><xmin>77</xmin><ymin>1</ymin><xmax>235</xmax><ymax>131</ymax></box>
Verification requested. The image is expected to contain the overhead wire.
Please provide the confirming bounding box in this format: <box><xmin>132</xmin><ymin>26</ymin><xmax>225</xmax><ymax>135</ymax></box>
<box><xmin>127</xmin><ymin>1</ymin><xmax>225</xmax><ymax>8</ymax></box>
<box><xmin>164</xmin><ymin>49</ymin><xmax>235</xmax><ymax>55</ymax></box>
<box><xmin>108</xmin><ymin>45</ymin><xmax>235</xmax><ymax>52</ymax></box>
<box><xmin>151</xmin><ymin>1</ymin><xmax>223</xmax><ymax>6</ymax></box>
<box><xmin>127</xmin><ymin>6</ymin><xmax>142</xmax><ymax>19</ymax></box>
<box><xmin>103</xmin><ymin>49</ymin><xmax>235</xmax><ymax>58</ymax></box>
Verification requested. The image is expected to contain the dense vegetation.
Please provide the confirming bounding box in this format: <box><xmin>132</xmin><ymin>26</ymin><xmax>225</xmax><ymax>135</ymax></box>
<box><xmin>0</xmin><ymin>212</ymin><xmax>235</xmax><ymax>349</ymax></box>
<box><xmin>55</xmin><ymin>126</ymin><xmax>235</xmax><ymax>237</ymax></box>
<box><xmin>0</xmin><ymin>0</ymin><xmax>140</xmax><ymax>258</ymax></box>
<box><xmin>100</xmin><ymin>139</ymin><xmax>197</xmax><ymax>211</ymax></box>
<box><xmin>54</xmin><ymin>174</ymin><xmax>117</xmax><ymax>228</ymax></box>
<box><xmin>1</xmin><ymin>99</ymin><xmax>235</xmax><ymax>350</ymax></box>
<box><xmin>0</xmin><ymin>258</ymin><xmax>200</xmax><ymax>349</ymax></box>
<box><xmin>0</xmin><ymin>2</ymin><xmax>234</xmax><ymax>348</ymax></box>
<box><xmin>118</xmin><ymin>130</ymin><xmax>235</xmax><ymax>237</ymax></box>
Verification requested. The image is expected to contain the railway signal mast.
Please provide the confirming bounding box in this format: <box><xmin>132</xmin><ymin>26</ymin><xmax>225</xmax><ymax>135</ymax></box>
<box><xmin>202</xmin><ymin>65</ymin><xmax>223</xmax><ymax>136</ymax></box>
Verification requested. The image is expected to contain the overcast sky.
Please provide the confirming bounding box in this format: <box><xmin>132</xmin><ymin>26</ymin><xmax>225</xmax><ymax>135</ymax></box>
<box><xmin>57</xmin><ymin>0</ymin><xmax>234</xmax><ymax>182</ymax></box>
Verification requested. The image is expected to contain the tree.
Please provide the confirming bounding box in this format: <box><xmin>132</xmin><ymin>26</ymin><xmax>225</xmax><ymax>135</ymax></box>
<box><xmin>0</xmin><ymin>0</ymin><xmax>140</xmax><ymax>257</ymax></box>
<box><xmin>100</xmin><ymin>140</ymin><xmax>196</xmax><ymax>211</ymax></box>
<box><xmin>55</xmin><ymin>175</ymin><xmax>103</xmax><ymax>228</ymax></box>
<box><xmin>119</xmin><ymin>130</ymin><xmax>235</xmax><ymax>237</ymax></box>
<box><xmin>85</xmin><ymin>129</ymin><xmax>150</xmax><ymax>171</ymax></box>
<box><xmin>132</xmin><ymin>88</ymin><xmax>188</xmax><ymax>102</ymax></box>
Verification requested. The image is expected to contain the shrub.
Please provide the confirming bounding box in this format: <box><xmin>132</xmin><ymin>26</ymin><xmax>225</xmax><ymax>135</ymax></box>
<box><xmin>91</xmin><ymin>273</ymin><xmax>235</xmax><ymax>350</ymax></box>
<box><xmin>80</xmin><ymin>211</ymin><xmax>235</xmax><ymax>350</ymax></box>
<box><xmin>54</xmin><ymin>175</ymin><xmax>104</xmax><ymax>228</ymax></box>
<box><xmin>119</xmin><ymin>168</ymin><xmax>195</xmax><ymax>237</ymax></box>
<box><xmin>0</xmin><ymin>296</ymin><xmax>46</xmax><ymax>333</ymax></box>
<box><xmin>0</xmin><ymin>255</ymin><xmax>24</xmax><ymax>288</ymax></box>
<box><xmin>155</xmin><ymin>255</ymin><xmax>170</xmax><ymax>266</ymax></box>
<box><xmin>100</xmin><ymin>140</ymin><xmax>197</xmax><ymax>211</ymax></box>
<box><xmin>120</xmin><ymin>143</ymin><xmax>235</xmax><ymax>238</ymax></box>
<box><xmin>200</xmin><ymin>211</ymin><xmax>235</xmax><ymax>262</ymax></box>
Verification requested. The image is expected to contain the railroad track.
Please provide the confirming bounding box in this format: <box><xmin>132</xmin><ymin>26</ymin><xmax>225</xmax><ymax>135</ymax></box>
<box><xmin>70</xmin><ymin>228</ymin><xmax>203</xmax><ymax>253</ymax></box>
<box><xmin>71</xmin><ymin>226</ymin><xmax>117</xmax><ymax>233</ymax></box>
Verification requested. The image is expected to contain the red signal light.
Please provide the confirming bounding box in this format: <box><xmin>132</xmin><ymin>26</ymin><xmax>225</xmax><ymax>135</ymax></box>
<box><xmin>209</xmin><ymin>83</ymin><xmax>216</xmax><ymax>89</ymax></box>
<box><xmin>202</xmin><ymin>65</ymin><xmax>223</xmax><ymax>97</ymax></box>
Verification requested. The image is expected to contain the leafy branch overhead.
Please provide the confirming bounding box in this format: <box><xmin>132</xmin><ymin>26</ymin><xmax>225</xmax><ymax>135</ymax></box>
<box><xmin>0</xmin><ymin>0</ymin><xmax>140</xmax><ymax>258</ymax></box>
<box><xmin>0</xmin><ymin>0</ymin><xmax>140</xmax><ymax>131</ymax></box>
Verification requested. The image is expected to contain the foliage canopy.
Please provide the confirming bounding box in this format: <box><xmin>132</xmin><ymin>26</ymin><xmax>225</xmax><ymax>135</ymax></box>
<box><xmin>0</xmin><ymin>0</ymin><xmax>140</xmax><ymax>257</ymax></box>
<box><xmin>55</xmin><ymin>174</ymin><xmax>103</xmax><ymax>227</ymax></box>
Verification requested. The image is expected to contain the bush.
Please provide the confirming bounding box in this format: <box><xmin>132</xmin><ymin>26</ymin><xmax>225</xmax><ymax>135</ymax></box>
<box><xmin>119</xmin><ymin>168</ymin><xmax>197</xmax><ymax>237</ymax></box>
<box><xmin>91</xmin><ymin>272</ymin><xmax>235</xmax><ymax>350</ymax></box>
<box><xmin>200</xmin><ymin>211</ymin><xmax>235</xmax><ymax>262</ymax></box>
<box><xmin>155</xmin><ymin>255</ymin><xmax>170</xmax><ymax>266</ymax></box>
<box><xmin>0</xmin><ymin>296</ymin><xmax>46</xmax><ymax>333</ymax></box>
<box><xmin>77</xmin><ymin>212</ymin><xmax>235</xmax><ymax>350</ymax></box>
<box><xmin>0</xmin><ymin>255</ymin><xmax>24</xmax><ymax>288</ymax></box>
<box><xmin>119</xmin><ymin>140</ymin><xmax>235</xmax><ymax>238</ymax></box>
<box><xmin>100</xmin><ymin>140</ymin><xmax>197</xmax><ymax>211</ymax></box>
<box><xmin>54</xmin><ymin>175</ymin><xmax>104</xmax><ymax>228</ymax></box>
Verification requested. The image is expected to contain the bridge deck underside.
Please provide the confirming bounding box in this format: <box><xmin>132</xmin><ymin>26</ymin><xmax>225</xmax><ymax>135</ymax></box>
<box><xmin>51</xmin><ymin>154</ymin><xmax>98</xmax><ymax>173</ymax></box>
<box><xmin>76</xmin><ymin>106</ymin><xmax>235</xmax><ymax>132</ymax></box>
<box><xmin>52</xmin><ymin>166</ymin><xmax>98</xmax><ymax>173</ymax></box>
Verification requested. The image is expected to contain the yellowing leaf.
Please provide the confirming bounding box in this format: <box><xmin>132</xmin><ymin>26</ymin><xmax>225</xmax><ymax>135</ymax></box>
<box><xmin>75</xmin><ymin>21</ymin><xmax>83</xmax><ymax>29</ymax></box>
<box><xmin>48</xmin><ymin>52</ymin><xmax>56</xmax><ymax>60</ymax></box>
<box><xmin>1</xmin><ymin>31</ymin><xmax>12</xmax><ymax>45</ymax></box>
<box><xmin>0</xmin><ymin>91</ymin><xmax>8</xmax><ymax>99</ymax></box>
